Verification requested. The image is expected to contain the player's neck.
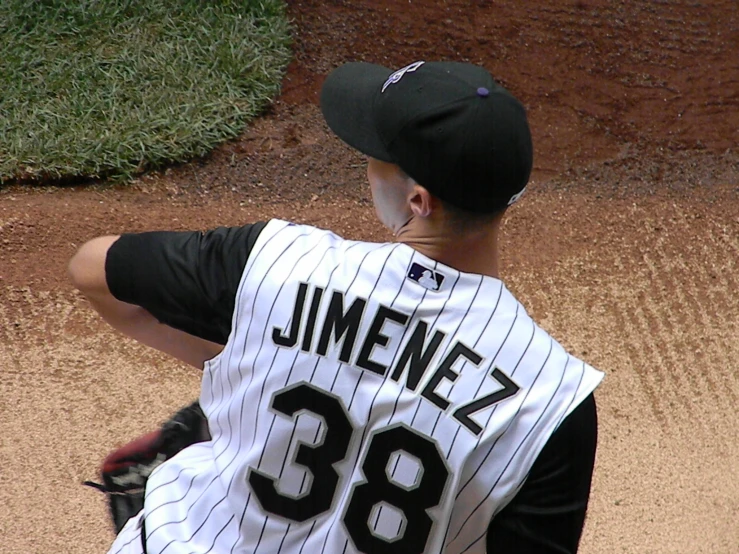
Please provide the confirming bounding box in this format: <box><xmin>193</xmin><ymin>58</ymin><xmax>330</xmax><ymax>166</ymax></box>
<box><xmin>395</xmin><ymin>219</ymin><xmax>502</xmax><ymax>279</ymax></box>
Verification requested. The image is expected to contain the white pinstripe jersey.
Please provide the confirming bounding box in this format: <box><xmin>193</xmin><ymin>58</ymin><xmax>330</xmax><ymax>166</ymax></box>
<box><xmin>130</xmin><ymin>220</ymin><xmax>604</xmax><ymax>554</ymax></box>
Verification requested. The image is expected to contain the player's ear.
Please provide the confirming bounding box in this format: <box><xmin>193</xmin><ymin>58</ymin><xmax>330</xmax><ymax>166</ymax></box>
<box><xmin>408</xmin><ymin>184</ymin><xmax>434</xmax><ymax>218</ymax></box>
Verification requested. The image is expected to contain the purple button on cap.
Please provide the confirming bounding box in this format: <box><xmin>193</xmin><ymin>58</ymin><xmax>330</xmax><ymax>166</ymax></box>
<box><xmin>477</xmin><ymin>87</ymin><xmax>490</xmax><ymax>97</ymax></box>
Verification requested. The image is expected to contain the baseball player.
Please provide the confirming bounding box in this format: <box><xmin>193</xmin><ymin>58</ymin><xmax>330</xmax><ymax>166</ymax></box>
<box><xmin>69</xmin><ymin>60</ymin><xmax>604</xmax><ymax>554</ymax></box>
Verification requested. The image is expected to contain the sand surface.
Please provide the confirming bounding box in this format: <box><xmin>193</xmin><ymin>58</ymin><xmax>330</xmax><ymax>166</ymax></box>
<box><xmin>1</xmin><ymin>0</ymin><xmax>738</xmax><ymax>552</ymax></box>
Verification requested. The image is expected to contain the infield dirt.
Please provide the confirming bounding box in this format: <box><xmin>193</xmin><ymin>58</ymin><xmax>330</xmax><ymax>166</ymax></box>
<box><xmin>1</xmin><ymin>1</ymin><xmax>738</xmax><ymax>553</ymax></box>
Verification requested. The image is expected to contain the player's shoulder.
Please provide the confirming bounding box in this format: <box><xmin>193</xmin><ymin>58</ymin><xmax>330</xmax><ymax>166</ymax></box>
<box><xmin>258</xmin><ymin>219</ymin><xmax>389</xmax><ymax>255</ymax></box>
<box><xmin>262</xmin><ymin>219</ymin><xmax>338</xmax><ymax>240</ymax></box>
<box><xmin>497</xmin><ymin>283</ymin><xmax>600</xmax><ymax>367</ymax></box>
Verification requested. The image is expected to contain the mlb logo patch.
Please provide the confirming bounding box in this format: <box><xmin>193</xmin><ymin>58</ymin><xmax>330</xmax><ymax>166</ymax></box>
<box><xmin>408</xmin><ymin>262</ymin><xmax>445</xmax><ymax>291</ymax></box>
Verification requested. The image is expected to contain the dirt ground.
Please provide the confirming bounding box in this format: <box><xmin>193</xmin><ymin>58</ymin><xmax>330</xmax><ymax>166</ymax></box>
<box><xmin>1</xmin><ymin>1</ymin><xmax>738</xmax><ymax>552</ymax></box>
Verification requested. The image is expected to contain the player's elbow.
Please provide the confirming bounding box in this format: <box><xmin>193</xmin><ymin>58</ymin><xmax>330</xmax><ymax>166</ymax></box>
<box><xmin>68</xmin><ymin>235</ymin><xmax>120</xmax><ymax>298</ymax></box>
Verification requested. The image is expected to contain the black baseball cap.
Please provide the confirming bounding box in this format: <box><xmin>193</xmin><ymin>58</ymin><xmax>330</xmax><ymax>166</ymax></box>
<box><xmin>320</xmin><ymin>61</ymin><xmax>533</xmax><ymax>214</ymax></box>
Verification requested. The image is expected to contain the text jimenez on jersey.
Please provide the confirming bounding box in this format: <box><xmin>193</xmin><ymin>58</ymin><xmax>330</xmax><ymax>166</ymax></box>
<box><xmin>272</xmin><ymin>281</ymin><xmax>520</xmax><ymax>437</ymax></box>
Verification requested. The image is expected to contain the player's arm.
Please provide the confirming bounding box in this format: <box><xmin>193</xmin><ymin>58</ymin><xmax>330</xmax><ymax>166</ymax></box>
<box><xmin>68</xmin><ymin>235</ymin><xmax>222</xmax><ymax>369</ymax></box>
<box><xmin>68</xmin><ymin>223</ymin><xmax>267</xmax><ymax>370</ymax></box>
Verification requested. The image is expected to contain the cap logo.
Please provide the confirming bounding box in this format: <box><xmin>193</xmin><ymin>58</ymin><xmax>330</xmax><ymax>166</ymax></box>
<box><xmin>381</xmin><ymin>61</ymin><xmax>425</xmax><ymax>93</ymax></box>
<box><xmin>508</xmin><ymin>188</ymin><xmax>526</xmax><ymax>206</ymax></box>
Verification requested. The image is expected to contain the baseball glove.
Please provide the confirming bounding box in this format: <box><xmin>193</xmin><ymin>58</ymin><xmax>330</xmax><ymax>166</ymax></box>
<box><xmin>84</xmin><ymin>401</ymin><xmax>208</xmax><ymax>533</ymax></box>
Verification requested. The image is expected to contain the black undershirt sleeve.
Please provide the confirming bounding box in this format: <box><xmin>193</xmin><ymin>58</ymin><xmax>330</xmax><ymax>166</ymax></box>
<box><xmin>105</xmin><ymin>222</ymin><xmax>267</xmax><ymax>345</ymax></box>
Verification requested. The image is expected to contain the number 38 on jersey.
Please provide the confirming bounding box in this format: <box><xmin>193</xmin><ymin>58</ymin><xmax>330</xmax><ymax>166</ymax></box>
<box><xmin>247</xmin><ymin>382</ymin><xmax>451</xmax><ymax>554</ymax></box>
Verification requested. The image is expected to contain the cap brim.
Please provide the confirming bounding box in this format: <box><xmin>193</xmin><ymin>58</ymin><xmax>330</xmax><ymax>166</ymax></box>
<box><xmin>320</xmin><ymin>62</ymin><xmax>395</xmax><ymax>162</ymax></box>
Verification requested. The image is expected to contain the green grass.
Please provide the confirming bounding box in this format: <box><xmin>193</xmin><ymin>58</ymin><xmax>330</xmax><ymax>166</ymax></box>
<box><xmin>0</xmin><ymin>0</ymin><xmax>291</xmax><ymax>183</ymax></box>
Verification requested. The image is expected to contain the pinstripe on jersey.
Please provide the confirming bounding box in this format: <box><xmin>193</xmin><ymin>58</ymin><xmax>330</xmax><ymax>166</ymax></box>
<box><xmin>113</xmin><ymin>220</ymin><xmax>603</xmax><ymax>554</ymax></box>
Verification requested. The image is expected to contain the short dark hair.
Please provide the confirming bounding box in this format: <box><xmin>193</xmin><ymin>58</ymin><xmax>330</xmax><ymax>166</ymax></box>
<box><xmin>437</xmin><ymin>197</ymin><xmax>505</xmax><ymax>234</ymax></box>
